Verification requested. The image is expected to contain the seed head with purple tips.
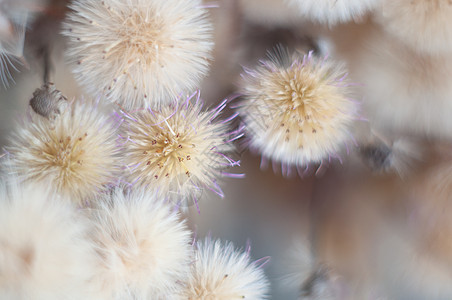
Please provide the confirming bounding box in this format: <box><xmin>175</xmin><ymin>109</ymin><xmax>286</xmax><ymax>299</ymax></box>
<box><xmin>183</xmin><ymin>238</ymin><xmax>270</xmax><ymax>299</ymax></box>
<box><xmin>120</xmin><ymin>91</ymin><xmax>242</xmax><ymax>209</ymax></box>
<box><xmin>238</xmin><ymin>48</ymin><xmax>358</xmax><ymax>169</ymax></box>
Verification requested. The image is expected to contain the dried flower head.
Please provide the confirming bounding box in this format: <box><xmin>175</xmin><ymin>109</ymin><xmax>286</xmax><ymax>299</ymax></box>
<box><xmin>239</xmin><ymin>48</ymin><xmax>357</xmax><ymax>168</ymax></box>
<box><xmin>0</xmin><ymin>180</ymin><xmax>97</xmax><ymax>299</ymax></box>
<box><xmin>4</xmin><ymin>98</ymin><xmax>120</xmax><ymax>205</ymax></box>
<box><xmin>89</xmin><ymin>188</ymin><xmax>192</xmax><ymax>299</ymax></box>
<box><xmin>183</xmin><ymin>238</ymin><xmax>270</xmax><ymax>300</ymax></box>
<box><xmin>288</xmin><ymin>0</ymin><xmax>379</xmax><ymax>25</ymax></box>
<box><xmin>121</xmin><ymin>92</ymin><xmax>241</xmax><ymax>208</ymax></box>
<box><xmin>376</xmin><ymin>0</ymin><xmax>452</xmax><ymax>54</ymax></box>
<box><xmin>63</xmin><ymin>0</ymin><xmax>213</xmax><ymax>109</ymax></box>
<box><xmin>29</xmin><ymin>83</ymin><xmax>68</xmax><ymax>119</ymax></box>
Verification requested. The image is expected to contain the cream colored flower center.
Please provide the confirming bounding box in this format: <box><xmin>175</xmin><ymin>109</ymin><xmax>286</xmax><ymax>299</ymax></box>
<box><xmin>43</xmin><ymin>132</ymin><xmax>88</xmax><ymax>171</ymax></box>
<box><xmin>143</xmin><ymin>131</ymin><xmax>195</xmax><ymax>179</ymax></box>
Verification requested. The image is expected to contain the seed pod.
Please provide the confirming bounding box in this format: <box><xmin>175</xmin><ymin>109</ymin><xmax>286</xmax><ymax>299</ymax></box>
<box><xmin>29</xmin><ymin>83</ymin><xmax>68</xmax><ymax>119</ymax></box>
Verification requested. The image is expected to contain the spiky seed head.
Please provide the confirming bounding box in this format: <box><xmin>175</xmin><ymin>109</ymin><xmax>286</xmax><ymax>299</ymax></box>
<box><xmin>88</xmin><ymin>188</ymin><xmax>192</xmax><ymax>299</ymax></box>
<box><xmin>121</xmin><ymin>92</ymin><xmax>239</xmax><ymax>208</ymax></box>
<box><xmin>63</xmin><ymin>0</ymin><xmax>213</xmax><ymax>109</ymax></box>
<box><xmin>183</xmin><ymin>238</ymin><xmax>270</xmax><ymax>300</ymax></box>
<box><xmin>288</xmin><ymin>0</ymin><xmax>380</xmax><ymax>25</ymax></box>
<box><xmin>0</xmin><ymin>180</ymin><xmax>97</xmax><ymax>299</ymax></box>
<box><xmin>239</xmin><ymin>48</ymin><xmax>357</xmax><ymax>167</ymax></box>
<box><xmin>4</xmin><ymin>98</ymin><xmax>120</xmax><ymax>205</ymax></box>
<box><xmin>375</xmin><ymin>0</ymin><xmax>452</xmax><ymax>54</ymax></box>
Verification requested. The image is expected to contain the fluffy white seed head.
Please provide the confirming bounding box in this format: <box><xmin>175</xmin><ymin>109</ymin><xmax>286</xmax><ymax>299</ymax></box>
<box><xmin>63</xmin><ymin>0</ymin><xmax>213</xmax><ymax>109</ymax></box>
<box><xmin>239</xmin><ymin>49</ymin><xmax>357</xmax><ymax>167</ymax></box>
<box><xmin>288</xmin><ymin>0</ymin><xmax>380</xmax><ymax>25</ymax></box>
<box><xmin>4</xmin><ymin>98</ymin><xmax>120</xmax><ymax>205</ymax></box>
<box><xmin>0</xmin><ymin>180</ymin><xmax>97</xmax><ymax>299</ymax></box>
<box><xmin>375</xmin><ymin>0</ymin><xmax>452</xmax><ymax>54</ymax></box>
<box><xmin>184</xmin><ymin>238</ymin><xmax>270</xmax><ymax>300</ymax></box>
<box><xmin>121</xmin><ymin>92</ymin><xmax>239</xmax><ymax>208</ymax></box>
<box><xmin>88</xmin><ymin>188</ymin><xmax>192</xmax><ymax>299</ymax></box>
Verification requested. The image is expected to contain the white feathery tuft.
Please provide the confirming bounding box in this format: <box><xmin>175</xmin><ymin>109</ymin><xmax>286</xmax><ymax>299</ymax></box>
<box><xmin>88</xmin><ymin>188</ymin><xmax>192</xmax><ymax>299</ymax></box>
<box><xmin>63</xmin><ymin>0</ymin><xmax>213</xmax><ymax>109</ymax></box>
<box><xmin>183</xmin><ymin>238</ymin><xmax>270</xmax><ymax>299</ymax></box>
<box><xmin>120</xmin><ymin>91</ymin><xmax>241</xmax><ymax>209</ymax></box>
<box><xmin>239</xmin><ymin>48</ymin><xmax>357</xmax><ymax>168</ymax></box>
<box><xmin>3</xmin><ymin>97</ymin><xmax>120</xmax><ymax>205</ymax></box>
<box><xmin>0</xmin><ymin>179</ymin><xmax>97</xmax><ymax>299</ymax></box>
